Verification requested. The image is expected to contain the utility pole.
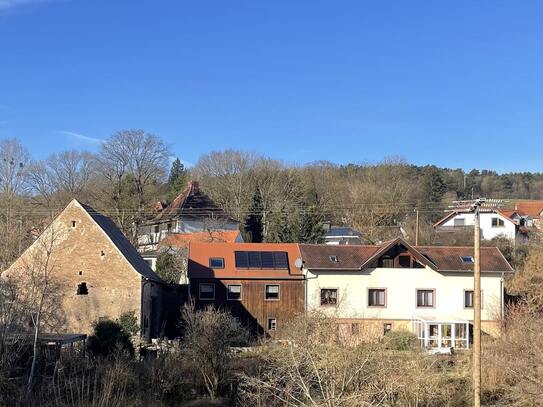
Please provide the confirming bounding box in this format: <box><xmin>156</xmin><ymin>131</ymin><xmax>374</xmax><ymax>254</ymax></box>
<box><xmin>472</xmin><ymin>198</ymin><xmax>483</xmax><ymax>407</ymax></box>
<box><xmin>415</xmin><ymin>208</ymin><xmax>420</xmax><ymax>246</ymax></box>
<box><xmin>450</xmin><ymin>197</ymin><xmax>503</xmax><ymax>407</ymax></box>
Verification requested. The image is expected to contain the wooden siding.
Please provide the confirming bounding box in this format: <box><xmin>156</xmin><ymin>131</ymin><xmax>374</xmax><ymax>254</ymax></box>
<box><xmin>190</xmin><ymin>278</ymin><xmax>305</xmax><ymax>335</ymax></box>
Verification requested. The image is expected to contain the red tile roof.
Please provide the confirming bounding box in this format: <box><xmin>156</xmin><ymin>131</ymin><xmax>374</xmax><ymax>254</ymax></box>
<box><xmin>160</xmin><ymin>230</ymin><xmax>241</xmax><ymax>248</ymax></box>
<box><xmin>188</xmin><ymin>242</ymin><xmax>303</xmax><ymax>279</ymax></box>
<box><xmin>515</xmin><ymin>200</ymin><xmax>543</xmax><ymax>218</ymax></box>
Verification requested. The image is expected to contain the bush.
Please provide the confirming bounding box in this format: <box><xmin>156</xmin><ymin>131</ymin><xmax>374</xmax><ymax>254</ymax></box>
<box><xmin>87</xmin><ymin>320</ymin><xmax>135</xmax><ymax>359</ymax></box>
<box><xmin>116</xmin><ymin>311</ymin><xmax>139</xmax><ymax>336</ymax></box>
<box><xmin>382</xmin><ymin>329</ymin><xmax>418</xmax><ymax>351</ymax></box>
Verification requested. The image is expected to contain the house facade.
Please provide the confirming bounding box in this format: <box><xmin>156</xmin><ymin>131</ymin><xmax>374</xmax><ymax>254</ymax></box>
<box><xmin>433</xmin><ymin>208</ymin><xmax>531</xmax><ymax>243</ymax></box>
<box><xmin>3</xmin><ymin>199</ymin><xmax>165</xmax><ymax>342</ymax></box>
<box><xmin>515</xmin><ymin>200</ymin><xmax>543</xmax><ymax>229</ymax></box>
<box><xmin>300</xmin><ymin>238</ymin><xmax>513</xmax><ymax>349</ymax></box>
<box><xmin>187</xmin><ymin>242</ymin><xmax>305</xmax><ymax>335</ymax></box>
<box><xmin>137</xmin><ymin>181</ymin><xmax>240</xmax><ymax>253</ymax></box>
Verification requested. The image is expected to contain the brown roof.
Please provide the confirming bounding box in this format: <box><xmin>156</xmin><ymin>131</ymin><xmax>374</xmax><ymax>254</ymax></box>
<box><xmin>153</xmin><ymin>181</ymin><xmax>234</xmax><ymax>222</ymax></box>
<box><xmin>416</xmin><ymin>246</ymin><xmax>514</xmax><ymax>273</ymax></box>
<box><xmin>515</xmin><ymin>200</ymin><xmax>543</xmax><ymax>218</ymax></box>
<box><xmin>299</xmin><ymin>244</ymin><xmax>381</xmax><ymax>270</ymax></box>
<box><xmin>300</xmin><ymin>239</ymin><xmax>514</xmax><ymax>273</ymax></box>
<box><xmin>188</xmin><ymin>242</ymin><xmax>303</xmax><ymax>279</ymax></box>
<box><xmin>160</xmin><ymin>230</ymin><xmax>242</xmax><ymax>249</ymax></box>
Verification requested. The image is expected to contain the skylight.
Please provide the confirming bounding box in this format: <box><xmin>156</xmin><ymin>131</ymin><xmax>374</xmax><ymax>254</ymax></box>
<box><xmin>460</xmin><ymin>256</ymin><xmax>474</xmax><ymax>264</ymax></box>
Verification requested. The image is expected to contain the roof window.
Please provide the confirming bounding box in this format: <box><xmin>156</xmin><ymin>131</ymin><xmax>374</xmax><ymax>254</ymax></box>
<box><xmin>329</xmin><ymin>255</ymin><xmax>339</xmax><ymax>263</ymax></box>
<box><xmin>460</xmin><ymin>256</ymin><xmax>474</xmax><ymax>264</ymax></box>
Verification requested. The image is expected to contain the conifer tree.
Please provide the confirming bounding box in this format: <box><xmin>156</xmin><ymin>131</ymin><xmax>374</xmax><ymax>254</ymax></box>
<box><xmin>244</xmin><ymin>191</ymin><xmax>264</xmax><ymax>243</ymax></box>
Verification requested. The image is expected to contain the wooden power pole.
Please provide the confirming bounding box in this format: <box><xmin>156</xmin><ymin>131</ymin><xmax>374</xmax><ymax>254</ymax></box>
<box><xmin>472</xmin><ymin>199</ymin><xmax>482</xmax><ymax>407</ymax></box>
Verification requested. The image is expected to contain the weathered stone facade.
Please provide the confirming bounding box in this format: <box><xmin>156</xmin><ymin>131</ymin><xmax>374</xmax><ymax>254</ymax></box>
<box><xmin>4</xmin><ymin>200</ymin><xmax>164</xmax><ymax>337</ymax></box>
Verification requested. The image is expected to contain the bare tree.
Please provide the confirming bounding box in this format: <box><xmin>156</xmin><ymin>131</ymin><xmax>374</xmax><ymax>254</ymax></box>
<box><xmin>95</xmin><ymin>130</ymin><xmax>171</xmax><ymax>238</ymax></box>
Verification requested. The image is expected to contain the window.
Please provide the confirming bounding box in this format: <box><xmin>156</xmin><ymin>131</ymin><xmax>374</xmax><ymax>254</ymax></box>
<box><xmin>154</xmin><ymin>225</ymin><xmax>160</xmax><ymax>234</ymax></box>
<box><xmin>383</xmin><ymin>323</ymin><xmax>392</xmax><ymax>335</ymax></box>
<box><xmin>145</xmin><ymin>259</ymin><xmax>153</xmax><ymax>268</ymax></box>
<box><xmin>78</xmin><ymin>271</ymin><xmax>83</xmax><ymax>276</ymax></box>
<box><xmin>209</xmin><ymin>257</ymin><xmax>225</xmax><ymax>269</ymax></box>
<box><xmin>379</xmin><ymin>257</ymin><xmax>394</xmax><ymax>268</ymax></box>
<box><xmin>454</xmin><ymin>218</ymin><xmax>465</xmax><ymax>226</ymax></box>
<box><xmin>329</xmin><ymin>255</ymin><xmax>339</xmax><ymax>263</ymax></box>
<box><xmin>460</xmin><ymin>256</ymin><xmax>474</xmax><ymax>264</ymax></box>
<box><xmin>491</xmin><ymin>217</ymin><xmax>505</xmax><ymax>227</ymax></box>
<box><xmin>72</xmin><ymin>221</ymin><xmax>76</xmax><ymax>228</ymax></box>
<box><xmin>235</xmin><ymin>251</ymin><xmax>289</xmax><ymax>269</ymax></box>
<box><xmin>398</xmin><ymin>255</ymin><xmax>411</xmax><ymax>268</ymax></box>
<box><xmin>265</xmin><ymin>285</ymin><xmax>280</xmax><ymax>300</ymax></box>
<box><xmin>167</xmin><ymin>222</ymin><xmax>172</xmax><ymax>232</ymax></box>
<box><xmin>416</xmin><ymin>289</ymin><xmax>435</xmax><ymax>308</ymax></box>
<box><xmin>320</xmin><ymin>288</ymin><xmax>338</xmax><ymax>306</ymax></box>
<box><xmin>368</xmin><ymin>288</ymin><xmax>386</xmax><ymax>307</ymax></box>
<box><xmin>464</xmin><ymin>290</ymin><xmax>483</xmax><ymax>309</ymax></box>
<box><xmin>227</xmin><ymin>284</ymin><xmax>242</xmax><ymax>300</ymax></box>
<box><xmin>77</xmin><ymin>282</ymin><xmax>88</xmax><ymax>295</ymax></box>
<box><xmin>199</xmin><ymin>283</ymin><xmax>215</xmax><ymax>300</ymax></box>
<box><xmin>267</xmin><ymin>318</ymin><xmax>277</xmax><ymax>331</ymax></box>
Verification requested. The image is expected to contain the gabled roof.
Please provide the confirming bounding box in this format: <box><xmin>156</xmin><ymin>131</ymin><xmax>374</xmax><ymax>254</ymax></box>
<box><xmin>300</xmin><ymin>239</ymin><xmax>514</xmax><ymax>273</ymax></box>
<box><xmin>78</xmin><ymin>202</ymin><xmax>163</xmax><ymax>282</ymax></box>
<box><xmin>515</xmin><ymin>200</ymin><xmax>543</xmax><ymax>218</ymax></box>
<box><xmin>160</xmin><ymin>230</ymin><xmax>242</xmax><ymax>249</ymax></box>
<box><xmin>153</xmin><ymin>181</ymin><xmax>234</xmax><ymax>222</ymax></box>
<box><xmin>433</xmin><ymin>208</ymin><xmax>517</xmax><ymax>228</ymax></box>
<box><xmin>415</xmin><ymin>246</ymin><xmax>514</xmax><ymax>273</ymax></box>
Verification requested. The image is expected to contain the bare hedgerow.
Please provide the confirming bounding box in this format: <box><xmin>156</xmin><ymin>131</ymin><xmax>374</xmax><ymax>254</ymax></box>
<box><xmin>238</xmin><ymin>312</ymin><xmax>470</xmax><ymax>407</ymax></box>
<box><xmin>181</xmin><ymin>302</ymin><xmax>250</xmax><ymax>400</ymax></box>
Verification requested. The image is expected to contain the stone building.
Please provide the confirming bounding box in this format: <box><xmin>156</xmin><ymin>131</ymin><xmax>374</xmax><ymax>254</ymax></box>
<box><xmin>3</xmin><ymin>199</ymin><xmax>165</xmax><ymax>341</ymax></box>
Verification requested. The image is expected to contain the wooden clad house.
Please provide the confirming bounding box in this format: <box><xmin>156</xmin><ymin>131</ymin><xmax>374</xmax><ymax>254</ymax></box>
<box><xmin>3</xmin><ymin>199</ymin><xmax>166</xmax><ymax>342</ymax></box>
<box><xmin>187</xmin><ymin>242</ymin><xmax>305</xmax><ymax>335</ymax></box>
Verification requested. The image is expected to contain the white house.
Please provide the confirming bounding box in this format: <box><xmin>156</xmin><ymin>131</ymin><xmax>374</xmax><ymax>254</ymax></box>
<box><xmin>137</xmin><ymin>181</ymin><xmax>240</xmax><ymax>253</ymax></box>
<box><xmin>323</xmin><ymin>226</ymin><xmax>362</xmax><ymax>245</ymax></box>
<box><xmin>433</xmin><ymin>208</ymin><xmax>532</xmax><ymax>243</ymax></box>
<box><xmin>300</xmin><ymin>238</ymin><xmax>514</xmax><ymax>350</ymax></box>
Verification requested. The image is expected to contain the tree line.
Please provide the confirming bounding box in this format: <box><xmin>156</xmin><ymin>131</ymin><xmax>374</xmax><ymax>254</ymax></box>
<box><xmin>1</xmin><ymin>132</ymin><xmax>543</xmax><ymax>263</ymax></box>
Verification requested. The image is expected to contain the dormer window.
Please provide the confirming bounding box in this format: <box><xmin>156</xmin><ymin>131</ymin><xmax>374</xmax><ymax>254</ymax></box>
<box><xmin>460</xmin><ymin>256</ymin><xmax>474</xmax><ymax>264</ymax></box>
<box><xmin>329</xmin><ymin>255</ymin><xmax>339</xmax><ymax>263</ymax></box>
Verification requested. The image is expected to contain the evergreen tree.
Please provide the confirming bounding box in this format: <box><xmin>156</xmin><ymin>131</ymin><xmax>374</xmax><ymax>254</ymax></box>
<box><xmin>244</xmin><ymin>191</ymin><xmax>264</xmax><ymax>243</ymax></box>
<box><xmin>298</xmin><ymin>205</ymin><xmax>326</xmax><ymax>243</ymax></box>
<box><xmin>168</xmin><ymin>158</ymin><xmax>188</xmax><ymax>199</ymax></box>
<box><xmin>265</xmin><ymin>206</ymin><xmax>297</xmax><ymax>243</ymax></box>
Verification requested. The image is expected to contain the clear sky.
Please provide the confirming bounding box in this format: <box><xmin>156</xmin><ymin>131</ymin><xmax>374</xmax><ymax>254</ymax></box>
<box><xmin>1</xmin><ymin>0</ymin><xmax>542</xmax><ymax>172</ymax></box>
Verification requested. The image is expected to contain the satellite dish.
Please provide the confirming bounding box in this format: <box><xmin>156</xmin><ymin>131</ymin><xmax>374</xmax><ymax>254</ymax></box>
<box><xmin>294</xmin><ymin>258</ymin><xmax>303</xmax><ymax>269</ymax></box>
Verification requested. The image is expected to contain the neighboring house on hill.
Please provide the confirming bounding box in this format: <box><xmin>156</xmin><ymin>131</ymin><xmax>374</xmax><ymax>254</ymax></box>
<box><xmin>515</xmin><ymin>200</ymin><xmax>543</xmax><ymax>229</ymax></box>
<box><xmin>324</xmin><ymin>226</ymin><xmax>363</xmax><ymax>245</ymax></box>
<box><xmin>3</xmin><ymin>199</ymin><xmax>165</xmax><ymax>342</ymax></box>
<box><xmin>433</xmin><ymin>208</ymin><xmax>532</xmax><ymax>244</ymax></box>
<box><xmin>300</xmin><ymin>238</ymin><xmax>513</xmax><ymax>350</ymax></box>
<box><xmin>187</xmin><ymin>242</ymin><xmax>305</xmax><ymax>335</ymax></box>
<box><xmin>137</xmin><ymin>181</ymin><xmax>240</xmax><ymax>252</ymax></box>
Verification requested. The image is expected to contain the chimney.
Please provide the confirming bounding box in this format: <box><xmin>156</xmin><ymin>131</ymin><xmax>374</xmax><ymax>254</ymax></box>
<box><xmin>189</xmin><ymin>181</ymin><xmax>199</xmax><ymax>194</ymax></box>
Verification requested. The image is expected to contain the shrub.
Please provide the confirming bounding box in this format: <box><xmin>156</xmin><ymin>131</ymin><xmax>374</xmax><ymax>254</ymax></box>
<box><xmin>116</xmin><ymin>311</ymin><xmax>139</xmax><ymax>336</ymax></box>
<box><xmin>182</xmin><ymin>303</ymin><xmax>250</xmax><ymax>400</ymax></box>
<box><xmin>87</xmin><ymin>320</ymin><xmax>135</xmax><ymax>359</ymax></box>
<box><xmin>382</xmin><ymin>329</ymin><xmax>418</xmax><ymax>351</ymax></box>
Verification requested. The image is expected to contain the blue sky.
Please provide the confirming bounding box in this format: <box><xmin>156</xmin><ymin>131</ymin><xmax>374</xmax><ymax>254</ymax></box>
<box><xmin>1</xmin><ymin>0</ymin><xmax>542</xmax><ymax>172</ymax></box>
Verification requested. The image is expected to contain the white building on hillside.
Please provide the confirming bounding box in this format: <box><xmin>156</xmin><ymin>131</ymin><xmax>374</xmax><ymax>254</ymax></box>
<box><xmin>300</xmin><ymin>238</ymin><xmax>514</xmax><ymax>351</ymax></box>
<box><xmin>433</xmin><ymin>208</ymin><xmax>532</xmax><ymax>244</ymax></box>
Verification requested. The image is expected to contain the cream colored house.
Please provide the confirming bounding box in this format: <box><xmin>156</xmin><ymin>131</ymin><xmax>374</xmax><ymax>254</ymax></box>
<box><xmin>300</xmin><ymin>238</ymin><xmax>514</xmax><ymax>350</ymax></box>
